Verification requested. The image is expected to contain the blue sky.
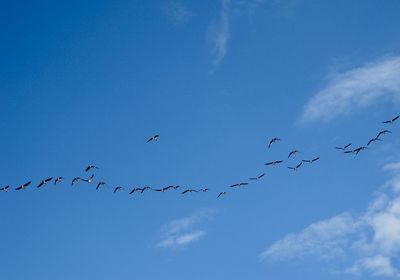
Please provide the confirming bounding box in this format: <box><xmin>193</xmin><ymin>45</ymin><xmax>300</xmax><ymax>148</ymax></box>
<box><xmin>1</xmin><ymin>0</ymin><xmax>400</xmax><ymax>279</ymax></box>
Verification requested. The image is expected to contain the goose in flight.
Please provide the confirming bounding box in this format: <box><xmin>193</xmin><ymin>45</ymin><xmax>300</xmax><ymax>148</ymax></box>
<box><xmin>182</xmin><ymin>189</ymin><xmax>198</xmax><ymax>194</ymax></box>
<box><xmin>37</xmin><ymin>177</ymin><xmax>53</xmax><ymax>188</ymax></box>
<box><xmin>228</xmin><ymin>182</ymin><xmax>249</xmax><ymax>188</ymax></box>
<box><xmin>129</xmin><ymin>187</ymin><xmax>141</xmax><ymax>194</ymax></box>
<box><xmin>302</xmin><ymin>157</ymin><xmax>320</xmax><ymax>163</ymax></box>
<box><xmin>85</xmin><ymin>165</ymin><xmax>99</xmax><ymax>172</ymax></box>
<box><xmin>147</xmin><ymin>134</ymin><xmax>160</xmax><ymax>143</ymax></box>
<box><xmin>268</xmin><ymin>138</ymin><xmax>281</xmax><ymax>148</ymax></box>
<box><xmin>71</xmin><ymin>177</ymin><xmax>81</xmax><ymax>186</ymax></box>
<box><xmin>383</xmin><ymin>115</ymin><xmax>400</xmax><ymax>124</ymax></box>
<box><xmin>162</xmin><ymin>185</ymin><xmax>180</xmax><ymax>192</ymax></box>
<box><xmin>287</xmin><ymin>162</ymin><xmax>303</xmax><ymax>171</ymax></box>
<box><xmin>367</xmin><ymin>137</ymin><xmax>382</xmax><ymax>146</ymax></box>
<box><xmin>346</xmin><ymin>146</ymin><xmax>369</xmax><ymax>155</ymax></box>
<box><xmin>335</xmin><ymin>143</ymin><xmax>352</xmax><ymax>151</ymax></box>
<box><xmin>114</xmin><ymin>186</ymin><xmax>123</xmax><ymax>193</ymax></box>
<box><xmin>249</xmin><ymin>173</ymin><xmax>265</xmax><ymax>180</ymax></box>
<box><xmin>288</xmin><ymin>150</ymin><xmax>300</xmax><ymax>158</ymax></box>
<box><xmin>54</xmin><ymin>177</ymin><xmax>64</xmax><ymax>185</ymax></box>
<box><xmin>81</xmin><ymin>174</ymin><xmax>94</xmax><ymax>183</ymax></box>
<box><xmin>265</xmin><ymin>160</ymin><xmax>283</xmax><ymax>166</ymax></box>
<box><xmin>376</xmin><ymin>130</ymin><xmax>392</xmax><ymax>139</ymax></box>
<box><xmin>1</xmin><ymin>186</ymin><xmax>9</xmax><ymax>192</ymax></box>
<box><xmin>15</xmin><ymin>181</ymin><xmax>31</xmax><ymax>191</ymax></box>
<box><xmin>199</xmin><ymin>188</ymin><xmax>209</xmax><ymax>192</ymax></box>
<box><xmin>96</xmin><ymin>182</ymin><xmax>106</xmax><ymax>190</ymax></box>
<box><xmin>217</xmin><ymin>191</ymin><xmax>227</xmax><ymax>198</ymax></box>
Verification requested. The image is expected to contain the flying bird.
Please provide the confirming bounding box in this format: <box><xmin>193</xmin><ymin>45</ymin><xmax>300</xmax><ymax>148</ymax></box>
<box><xmin>129</xmin><ymin>187</ymin><xmax>141</xmax><ymax>194</ymax></box>
<box><xmin>199</xmin><ymin>188</ymin><xmax>209</xmax><ymax>192</ymax></box>
<box><xmin>335</xmin><ymin>143</ymin><xmax>352</xmax><ymax>151</ymax></box>
<box><xmin>15</xmin><ymin>181</ymin><xmax>31</xmax><ymax>191</ymax></box>
<box><xmin>268</xmin><ymin>138</ymin><xmax>281</xmax><ymax>148</ymax></box>
<box><xmin>228</xmin><ymin>182</ymin><xmax>249</xmax><ymax>188</ymax></box>
<box><xmin>96</xmin><ymin>182</ymin><xmax>106</xmax><ymax>190</ymax></box>
<box><xmin>288</xmin><ymin>150</ymin><xmax>300</xmax><ymax>158</ymax></box>
<box><xmin>287</xmin><ymin>162</ymin><xmax>303</xmax><ymax>171</ymax></box>
<box><xmin>1</xmin><ymin>186</ymin><xmax>9</xmax><ymax>192</ymax></box>
<box><xmin>249</xmin><ymin>173</ymin><xmax>265</xmax><ymax>180</ymax></box>
<box><xmin>147</xmin><ymin>134</ymin><xmax>160</xmax><ymax>143</ymax></box>
<box><xmin>182</xmin><ymin>189</ymin><xmax>199</xmax><ymax>194</ymax></box>
<box><xmin>367</xmin><ymin>137</ymin><xmax>382</xmax><ymax>146</ymax></box>
<box><xmin>217</xmin><ymin>191</ymin><xmax>227</xmax><ymax>198</ymax></box>
<box><xmin>85</xmin><ymin>165</ymin><xmax>99</xmax><ymax>172</ymax></box>
<box><xmin>162</xmin><ymin>185</ymin><xmax>180</xmax><ymax>192</ymax></box>
<box><xmin>114</xmin><ymin>186</ymin><xmax>123</xmax><ymax>193</ymax></box>
<box><xmin>382</xmin><ymin>115</ymin><xmax>400</xmax><ymax>124</ymax></box>
<box><xmin>54</xmin><ymin>177</ymin><xmax>64</xmax><ymax>185</ymax></box>
<box><xmin>71</xmin><ymin>177</ymin><xmax>81</xmax><ymax>186</ymax></box>
<box><xmin>376</xmin><ymin>130</ymin><xmax>392</xmax><ymax>139</ymax></box>
<box><xmin>353</xmin><ymin>146</ymin><xmax>369</xmax><ymax>155</ymax></box>
<box><xmin>302</xmin><ymin>157</ymin><xmax>320</xmax><ymax>163</ymax></box>
<box><xmin>81</xmin><ymin>174</ymin><xmax>94</xmax><ymax>183</ymax></box>
<box><xmin>37</xmin><ymin>177</ymin><xmax>53</xmax><ymax>188</ymax></box>
<box><xmin>265</xmin><ymin>160</ymin><xmax>283</xmax><ymax>166</ymax></box>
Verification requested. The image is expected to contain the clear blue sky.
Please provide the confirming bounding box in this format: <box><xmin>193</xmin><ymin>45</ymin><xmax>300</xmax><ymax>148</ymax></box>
<box><xmin>1</xmin><ymin>1</ymin><xmax>400</xmax><ymax>279</ymax></box>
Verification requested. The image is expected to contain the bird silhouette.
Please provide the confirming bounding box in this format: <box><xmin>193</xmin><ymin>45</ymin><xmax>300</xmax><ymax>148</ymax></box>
<box><xmin>335</xmin><ymin>143</ymin><xmax>352</xmax><ymax>151</ymax></box>
<box><xmin>37</xmin><ymin>177</ymin><xmax>53</xmax><ymax>188</ymax></box>
<box><xmin>15</xmin><ymin>181</ymin><xmax>31</xmax><ymax>191</ymax></box>
<box><xmin>71</xmin><ymin>177</ymin><xmax>81</xmax><ymax>186</ymax></box>
<box><xmin>81</xmin><ymin>174</ymin><xmax>94</xmax><ymax>183</ymax></box>
<box><xmin>54</xmin><ymin>177</ymin><xmax>64</xmax><ymax>185</ymax></box>
<box><xmin>382</xmin><ymin>115</ymin><xmax>400</xmax><ymax>124</ymax></box>
<box><xmin>96</xmin><ymin>182</ymin><xmax>106</xmax><ymax>190</ymax></box>
<box><xmin>249</xmin><ymin>173</ymin><xmax>265</xmax><ymax>180</ymax></box>
<box><xmin>85</xmin><ymin>165</ymin><xmax>99</xmax><ymax>172</ymax></box>
<box><xmin>113</xmin><ymin>186</ymin><xmax>123</xmax><ymax>193</ymax></box>
<box><xmin>1</xmin><ymin>186</ymin><xmax>9</xmax><ymax>192</ymax></box>
<box><xmin>288</xmin><ymin>150</ymin><xmax>300</xmax><ymax>158</ymax></box>
<box><xmin>228</xmin><ymin>183</ymin><xmax>249</xmax><ymax>188</ymax></box>
<box><xmin>377</xmin><ymin>130</ymin><xmax>392</xmax><ymax>139</ymax></box>
<box><xmin>147</xmin><ymin>134</ymin><xmax>160</xmax><ymax>143</ymax></box>
<box><xmin>367</xmin><ymin>137</ymin><xmax>382</xmax><ymax>146</ymax></box>
<box><xmin>265</xmin><ymin>160</ymin><xmax>283</xmax><ymax>166</ymax></box>
<box><xmin>268</xmin><ymin>138</ymin><xmax>281</xmax><ymax>148</ymax></box>
<box><xmin>217</xmin><ymin>191</ymin><xmax>227</xmax><ymax>198</ymax></box>
<box><xmin>287</xmin><ymin>162</ymin><xmax>303</xmax><ymax>171</ymax></box>
<box><xmin>182</xmin><ymin>189</ymin><xmax>198</xmax><ymax>194</ymax></box>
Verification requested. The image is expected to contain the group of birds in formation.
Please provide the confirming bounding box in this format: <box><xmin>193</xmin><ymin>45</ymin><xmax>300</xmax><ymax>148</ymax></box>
<box><xmin>1</xmin><ymin>115</ymin><xmax>399</xmax><ymax>198</ymax></box>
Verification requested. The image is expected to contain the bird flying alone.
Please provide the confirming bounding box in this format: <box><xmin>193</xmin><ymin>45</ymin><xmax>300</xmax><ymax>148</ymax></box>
<box><xmin>382</xmin><ymin>115</ymin><xmax>400</xmax><ymax>124</ymax></box>
<box><xmin>268</xmin><ymin>138</ymin><xmax>281</xmax><ymax>148</ymax></box>
<box><xmin>287</xmin><ymin>162</ymin><xmax>303</xmax><ymax>171</ymax></box>
<box><xmin>147</xmin><ymin>134</ymin><xmax>160</xmax><ymax>143</ymax></box>
<box><xmin>15</xmin><ymin>181</ymin><xmax>31</xmax><ymax>191</ymax></box>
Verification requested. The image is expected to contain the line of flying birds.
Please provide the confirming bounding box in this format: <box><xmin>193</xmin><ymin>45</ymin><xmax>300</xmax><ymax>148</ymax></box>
<box><xmin>1</xmin><ymin>115</ymin><xmax>399</xmax><ymax>198</ymax></box>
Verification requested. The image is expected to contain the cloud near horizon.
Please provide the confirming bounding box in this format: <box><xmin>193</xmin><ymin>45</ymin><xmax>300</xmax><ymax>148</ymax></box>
<box><xmin>301</xmin><ymin>56</ymin><xmax>400</xmax><ymax>123</ymax></box>
<box><xmin>261</xmin><ymin>163</ymin><xmax>400</xmax><ymax>278</ymax></box>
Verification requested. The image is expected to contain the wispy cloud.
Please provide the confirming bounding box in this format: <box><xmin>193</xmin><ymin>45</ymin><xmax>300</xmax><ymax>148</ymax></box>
<box><xmin>155</xmin><ymin>210</ymin><xmax>211</xmax><ymax>249</ymax></box>
<box><xmin>301</xmin><ymin>56</ymin><xmax>400</xmax><ymax>123</ymax></box>
<box><xmin>163</xmin><ymin>1</ymin><xmax>192</xmax><ymax>26</ymax></box>
<box><xmin>261</xmin><ymin>163</ymin><xmax>400</xmax><ymax>278</ymax></box>
<box><xmin>207</xmin><ymin>0</ymin><xmax>231</xmax><ymax>67</ymax></box>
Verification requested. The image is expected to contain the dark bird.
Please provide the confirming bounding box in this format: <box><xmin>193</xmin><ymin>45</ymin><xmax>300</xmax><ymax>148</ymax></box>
<box><xmin>1</xmin><ymin>186</ymin><xmax>9</xmax><ymax>192</ymax></box>
<box><xmin>302</xmin><ymin>157</ymin><xmax>320</xmax><ymax>163</ymax></box>
<box><xmin>151</xmin><ymin>187</ymin><xmax>164</xmax><ymax>192</ymax></box>
<box><xmin>217</xmin><ymin>191</ymin><xmax>227</xmax><ymax>198</ymax></box>
<box><xmin>288</xmin><ymin>150</ymin><xmax>300</xmax><ymax>158</ymax></box>
<box><xmin>129</xmin><ymin>187</ymin><xmax>141</xmax><ymax>194</ymax></box>
<box><xmin>268</xmin><ymin>138</ymin><xmax>281</xmax><ymax>148</ymax></box>
<box><xmin>15</xmin><ymin>181</ymin><xmax>31</xmax><ymax>191</ymax></box>
<box><xmin>367</xmin><ymin>137</ymin><xmax>382</xmax><ymax>146</ymax></box>
<box><xmin>383</xmin><ymin>115</ymin><xmax>400</xmax><ymax>124</ymax></box>
<box><xmin>182</xmin><ymin>189</ymin><xmax>198</xmax><ymax>194</ymax></box>
<box><xmin>249</xmin><ymin>173</ymin><xmax>265</xmax><ymax>180</ymax></box>
<box><xmin>162</xmin><ymin>185</ymin><xmax>180</xmax><ymax>192</ymax></box>
<box><xmin>353</xmin><ymin>146</ymin><xmax>369</xmax><ymax>155</ymax></box>
<box><xmin>81</xmin><ymin>174</ymin><xmax>94</xmax><ymax>183</ymax></box>
<box><xmin>265</xmin><ymin>160</ymin><xmax>283</xmax><ymax>166</ymax></box>
<box><xmin>114</xmin><ymin>186</ymin><xmax>123</xmax><ymax>193</ymax></box>
<box><xmin>54</xmin><ymin>177</ymin><xmax>64</xmax><ymax>185</ymax></box>
<box><xmin>37</xmin><ymin>177</ymin><xmax>53</xmax><ymax>188</ymax></box>
<box><xmin>287</xmin><ymin>162</ymin><xmax>303</xmax><ymax>171</ymax></box>
<box><xmin>228</xmin><ymin>182</ymin><xmax>249</xmax><ymax>188</ymax></box>
<box><xmin>71</xmin><ymin>177</ymin><xmax>81</xmax><ymax>186</ymax></box>
<box><xmin>335</xmin><ymin>143</ymin><xmax>352</xmax><ymax>151</ymax></box>
<box><xmin>199</xmin><ymin>188</ymin><xmax>209</xmax><ymax>192</ymax></box>
<box><xmin>377</xmin><ymin>130</ymin><xmax>392</xmax><ymax>139</ymax></box>
<box><xmin>96</xmin><ymin>182</ymin><xmax>106</xmax><ymax>190</ymax></box>
<box><xmin>85</xmin><ymin>165</ymin><xmax>99</xmax><ymax>172</ymax></box>
<box><xmin>147</xmin><ymin>134</ymin><xmax>160</xmax><ymax>143</ymax></box>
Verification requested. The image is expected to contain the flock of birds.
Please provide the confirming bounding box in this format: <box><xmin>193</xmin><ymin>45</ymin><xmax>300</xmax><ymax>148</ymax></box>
<box><xmin>1</xmin><ymin>115</ymin><xmax>399</xmax><ymax>198</ymax></box>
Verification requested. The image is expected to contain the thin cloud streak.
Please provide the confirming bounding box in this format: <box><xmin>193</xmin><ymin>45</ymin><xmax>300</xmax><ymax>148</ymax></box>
<box><xmin>301</xmin><ymin>56</ymin><xmax>400</xmax><ymax>123</ymax></box>
<box><xmin>260</xmin><ymin>163</ymin><xmax>400</xmax><ymax>277</ymax></box>
<box><xmin>207</xmin><ymin>0</ymin><xmax>230</xmax><ymax>67</ymax></box>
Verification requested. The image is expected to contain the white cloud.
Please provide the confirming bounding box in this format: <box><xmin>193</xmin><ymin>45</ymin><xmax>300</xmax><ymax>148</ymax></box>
<box><xmin>163</xmin><ymin>1</ymin><xmax>192</xmax><ymax>26</ymax></box>
<box><xmin>261</xmin><ymin>162</ymin><xmax>400</xmax><ymax>278</ymax></box>
<box><xmin>207</xmin><ymin>0</ymin><xmax>230</xmax><ymax>67</ymax></box>
<box><xmin>301</xmin><ymin>56</ymin><xmax>400</xmax><ymax>123</ymax></box>
<box><xmin>156</xmin><ymin>210</ymin><xmax>211</xmax><ymax>249</ymax></box>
